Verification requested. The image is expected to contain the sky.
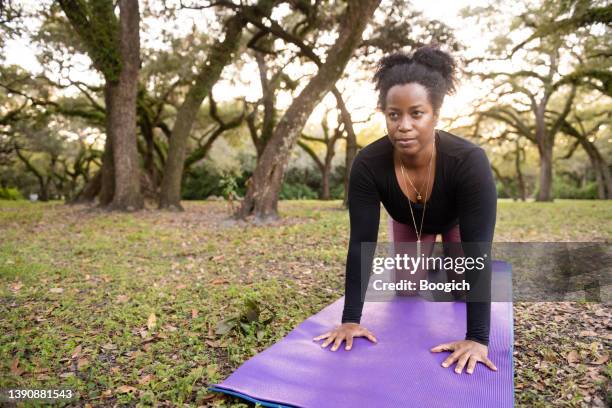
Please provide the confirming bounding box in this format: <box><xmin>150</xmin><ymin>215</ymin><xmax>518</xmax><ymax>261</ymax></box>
<box><xmin>4</xmin><ymin>0</ymin><xmax>530</xmax><ymax>140</ymax></box>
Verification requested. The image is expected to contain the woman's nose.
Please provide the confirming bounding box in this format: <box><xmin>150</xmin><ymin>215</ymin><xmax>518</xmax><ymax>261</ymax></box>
<box><xmin>398</xmin><ymin>116</ymin><xmax>412</xmax><ymax>131</ymax></box>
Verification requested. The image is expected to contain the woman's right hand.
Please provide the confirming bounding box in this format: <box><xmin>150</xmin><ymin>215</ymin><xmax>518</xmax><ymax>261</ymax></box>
<box><xmin>312</xmin><ymin>323</ymin><xmax>378</xmax><ymax>351</ymax></box>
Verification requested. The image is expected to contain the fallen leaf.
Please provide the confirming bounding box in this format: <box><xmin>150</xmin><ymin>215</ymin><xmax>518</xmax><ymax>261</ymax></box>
<box><xmin>176</xmin><ymin>284</ymin><xmax>187</xmax><ymax>290</ymax></box>
<box><xmin>147</xmin><ymin>313</ymin><xmax>157</xmax><ymax>331</ymax></box>
<box><xmin>110</xmin><ymin>366</ymin><xmax>121</xmax><ymax>374</ymax></box>
<box><xmin>10</xmin><ymin>358</ymin><xmax>25</xmax><ymax>376</ymax></box>
<box><xmin>138</xmin><ymin>374</ymin><xmax>154</xmax><ymax>385</ymax></box>
<box><xmin>116</xmin><ymin>295</ymin><xmax>129</xmax><ymax>303</ymax></box>
<box><xmin>192</xmin><ymin>309</ymin><xmax>199</xmax><ymax>319</ymax></box>
<box><xmin>49</xmin><ymin>287</ymin><xmax>64</xmax><ymax>294</ymax></box>
<box><xmin>10</xmin><ymin>281</ymin><xmax>23</xmax><ymax>293</ymax></box>
<box><xmin>116</xmin><ymin>385</ymin><xmax>137</xmax><ymax>394</ymax></box>
<box><xmin>211</xmin><ymin>279</ymin><xmax>228</xmax><ymax>285</ymax></box>
<box><xmin>101</xmin><ymin>389</ymin><xmax>112</xmax><ymax>399</ymax></box>
<box><xmin>566</xmin><ymin>350</ymin><xmax>580</xmax><ymax>364</ymax></box>
<box><xmin>592</xmin><ymin>353</ymin><xmax>609</xmax><ymax>365</ymax></box>
<box><xmin>101</xmin><ymin>342</ymin><xmax>116</xmax><ymax>350</ymax></box>
<box><xmin>579</xmin><ymin>330</ymin><xmax>598</xmax><ymax>337</ymax></box>
<box><xmin>205</xmin><ymin>340</ymin><xmax>220</xmax><ymax>348</ymax></box>
<box><xmin>72</xmin><ymin>345</ymin><xmax>82</xmax><ymax>359</ymax></box>
<box><xmin>77</xmin><ymin>358</ymin><xmax>89</xmax><ymax>370</ymax></box>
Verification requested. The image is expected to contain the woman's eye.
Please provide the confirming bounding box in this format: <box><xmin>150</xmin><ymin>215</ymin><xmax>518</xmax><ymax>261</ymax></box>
<box><xmin>412</xmin><ymin>111</ymin><xmax>423</xmax><ymax>117</ymax></box>
<box><xmin>389</xmin><ymin>112</ymin><xmax>399</xmax><ymax>119</ymax></box>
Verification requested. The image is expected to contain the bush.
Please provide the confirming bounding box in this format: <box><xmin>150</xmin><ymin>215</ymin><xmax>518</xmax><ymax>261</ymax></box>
<box><xmin>181</xmin><ymin>166</ymin><xmax>223</xmax><ymax>200</ymax></box>
<box><xmin>0</xmin><ymin>187</ymin><xmax>23</xmax><ymax>200</ymax></box>
<box><xmin>553</xmin><ymin>180</ymin><xmax>598</xmax><ymax>199</ymax></box>
<box><xmin>280</xmin><ymin>183</ymin><xmax>318</xmax><ymax>200</ymax></box>
<box><xmin>329</xmin><ymin>183</ymin><xmax>345</xmax><ymax>200</ymax></box>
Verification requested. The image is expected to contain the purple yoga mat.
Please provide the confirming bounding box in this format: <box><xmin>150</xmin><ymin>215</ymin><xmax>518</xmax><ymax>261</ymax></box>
<box><xmin>210</xmin><ymin>261</ymin><xmax>513</xmax><ymax>408</ymax></box>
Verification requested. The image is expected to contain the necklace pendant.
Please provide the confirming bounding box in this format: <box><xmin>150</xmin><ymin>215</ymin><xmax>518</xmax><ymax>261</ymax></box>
<box><xmin>416</xmin><ymin>194</ymin><xmax>422</xmax><ymax>202</ymax></box>
<box><xmin>416</xmin><ymin>240</ymin><xmax>421</xmax><ymax>259</ymax></box>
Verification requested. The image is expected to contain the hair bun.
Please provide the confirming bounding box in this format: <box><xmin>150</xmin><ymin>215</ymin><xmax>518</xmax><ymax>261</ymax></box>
<box><xmin>372</xmin><ymin>52</ymin><xmax>412</xmax><ymax>88</ymax></box>
<box><xmin>412</xmin><ymin>45</ymin><xmax>457</xmax><ymax>92</ymax></box>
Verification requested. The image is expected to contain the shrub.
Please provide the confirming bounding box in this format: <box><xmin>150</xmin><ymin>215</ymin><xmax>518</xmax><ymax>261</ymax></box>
<box><xmin>0</xmin><ymin>187</ymin><xmax>23</xmax><ymax>200</ymax></box>
<box><xmin>553</xmin><ymin>180</ymin><xmax>598</xmax><ymax>199</ymax></box>
<box><xmin>280</xmin><ymin>183</ymin><xmax>318</xmax><ymax>200</ymax></box>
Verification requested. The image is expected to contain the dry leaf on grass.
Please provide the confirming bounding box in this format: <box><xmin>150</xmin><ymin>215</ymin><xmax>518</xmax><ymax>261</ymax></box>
<box><xmin>10</xmin><ymin>281</ymin><xmax>23</xmax><ymax>292</ymax></box>
<box><xmin>566</xmin><ymin>350</ymin><xmax>580</xmax><ymax>364</ymax></box>
<box><xmin>10</xmin><ymin>358</ymin><xmax>25</xmax><ymax>376</ymax></box>
<box><xmin>211</xmin><ymin>279</ymin><xmax>228</xmax><ymax>285</ymax></box>
<box><xmin>116</xmin><ymin>385</ymin><xmax>137</xmax><ymax>394</ymax></box>
<box><xmin>592</xmin><ymin>354</ymin><xmax>609</xmax><ymax>365</ymax></box>
<box><xmin>77</xmin><ymin>358</ymin><xmax>89</xmax><ymax>370</ymax></box>
<box><xmin>147</xmin><ymin>313</ymin><xmax>157</xmax><ymax>330</ymax></box>
<box><xmin>116</xmin><ymin>295</ymin><xmax>129</xmax><ymax>303</ymax></box>
<box><xmin>138</xmin><ymin>374</ymin><xmax>154</xmax><ymax>385</ymax></box>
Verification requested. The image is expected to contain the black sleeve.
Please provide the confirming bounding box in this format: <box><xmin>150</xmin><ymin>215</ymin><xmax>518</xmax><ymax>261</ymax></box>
<box><xmin>456</xmin><ymin>148</ymin><xmax>498</xmax><ymax>346</ymax></box>
<box><xmin>341</xmin><ymin>157</ymin><xmax>381</xmax><ymax>324</ymax></box>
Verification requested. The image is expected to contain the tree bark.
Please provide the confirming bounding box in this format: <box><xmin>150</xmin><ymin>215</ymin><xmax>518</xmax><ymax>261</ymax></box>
<box><xmin>515</xmin><ymin>141</ymin><xmax>527</xmax><ymax>201</ymax></box>
<box><xmin>108</xmin><ymin>0</ymin><xmax>143</xmax><ymax>211</ymax></box>
<box><xmin>70</xmin><ymin>168</ymin><xmax>102</xmax><ymax>204</ymax></box>
<box><xmin>235</xmin><ymin>0</ymin><xmax>381</xmax><ymax>220</ymax></box>
<box><xmin>579</xmin><ymin>138</ymin><xmax>612</xmax><ymax>199</ymax></box>
<box><xmin>98</xmin><ymin>82</ymin><xmax>115</xmax><ymax>206</ymax></box>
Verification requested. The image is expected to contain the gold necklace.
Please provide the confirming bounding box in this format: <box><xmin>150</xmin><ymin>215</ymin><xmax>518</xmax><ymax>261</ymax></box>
<box><xmin>399</xmin><ymin>137</ymin><xmax>435</xmax><ymax>256</ymax></box>
<box><xmin>402</xmin><ymin>164</ymin><xmax>427</xmax><ymax>203</ymax></box>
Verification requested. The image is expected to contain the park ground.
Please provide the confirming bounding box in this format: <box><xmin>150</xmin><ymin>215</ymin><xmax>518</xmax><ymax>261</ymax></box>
<box><xmin>0</xmin><ymin>199</ymin><xmax>610</xmax><ymax>407</ymax></box>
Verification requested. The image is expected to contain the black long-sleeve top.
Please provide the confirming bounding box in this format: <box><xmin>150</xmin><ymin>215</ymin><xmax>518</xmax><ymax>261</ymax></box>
<box><xmin>341</xmin><ymin>129</ymin><xmax>497</xmax><ymax>346</ymax></box>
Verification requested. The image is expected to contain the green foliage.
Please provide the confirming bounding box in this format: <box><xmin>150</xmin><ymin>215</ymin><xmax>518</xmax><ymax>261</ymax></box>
<box><xmin>182</xmin><ymin>164</ymin><xmax>249</xmax><ymax>200</ymax></box>
<box><xmin>181</xmin><ymin>166</ymin><xmax>222</xmax><ymax>199</ymax></box>
<box><xmin>280</xmin><ymin>165</ymin><xmax>346</xmax><ymax>199</ymax></box>
<box><xmin>215</xmin><ymin>298</ymin><xmax>275</xmax><ymax>340</ymax></box>
<box><xmin>0</xmin><ymin>187</ymin><xmax>23</xmax><ymax>200</ymax></box>
<box><xmin>57</xmin><ymin>0</ymin><xmax>121</xmax><ymax>81</ymax></box>
<box><xmin>219</xmin><ymin>172</ymin><xmax>240</xmax><ymax>200</ymax></box>
<box><xmin>553</xmin><ymin>180</ymin><xmax>598</xmax><ymax>199</ymax></box>
<box><xmin>280</xmin><ymin>182</ymin><xmax>318</xmax><ymax>200</ymax></box>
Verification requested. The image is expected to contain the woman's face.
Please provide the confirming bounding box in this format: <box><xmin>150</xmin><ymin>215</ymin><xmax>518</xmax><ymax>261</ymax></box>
<box><xmin>384</xmin><ymin>82</ymin><xmax>438</xmax><ymax>156</ymax></box>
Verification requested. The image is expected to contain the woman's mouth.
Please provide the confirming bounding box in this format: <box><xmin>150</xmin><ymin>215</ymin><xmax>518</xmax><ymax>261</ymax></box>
<box><xmin>396</xmin><ymin>138</ymin><xmax>417</xmax><ymax>147</ymax></box>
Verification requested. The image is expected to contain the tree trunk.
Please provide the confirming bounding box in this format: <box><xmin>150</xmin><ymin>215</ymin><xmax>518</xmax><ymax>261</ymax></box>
<box><xmin>535</xmin><ymin>104</ymin><xmax>554</xmax><ymax>201</ymax></box>
<box><xmin>536</xmin><ymin>139</ymin><xmax>554</xmax><ymax>201</ymax></box>
<box><xmin>321</xmin><ymin>162</ymin><xmax>331</xmax><ymax>200</ymax></box>
<box><xmin>38</xmin><ymin>178</ymin><xmax>49</xmax><ymax>202</ymax></box>
<box><xmin>98</xmin><ymin>83</ymin><xmax>115</xmax><ymax>206</ymax></box>
<box><xmin>108</xmin><ymin>0</ymin><xmax>143</xmax><ymax>211</ymax></box>
<box><xmin>159</xmin><ymin>13</ymin><xmax>247</xmax><ymax>210</ymax></box>
<box><xmin>580</xmin><ymin>138</ymin><xmax>612</xmax><ymax>199</ymax></box>
<box><xmin>330</xmin><ymin>89</ymin><xmax>357</xmax><ymax>209</ymax></box>
<box><xmin>235</xmin><ymin>0</ymin><xmax>381</xmax><ymax>220</ymax></box>
<box><xmin>70</xmin><ymin>169</ymin><xmax>102</xmax><ymax>204</ymax></box>
<box><xmin>515</xmin><ymin>142</ymin><xmax>526</xmax><ymax>201</ymax></box>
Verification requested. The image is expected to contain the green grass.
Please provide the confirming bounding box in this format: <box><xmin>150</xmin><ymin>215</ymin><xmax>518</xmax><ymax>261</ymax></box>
<box><xmin>0</xmin><ymin>199</ymin><xmax>610</xmax><ymax>407</ymax></box>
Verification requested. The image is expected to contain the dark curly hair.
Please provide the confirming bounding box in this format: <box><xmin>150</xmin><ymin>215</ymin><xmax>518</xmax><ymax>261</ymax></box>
<box><xmin>373</xmin><ymin>44</ymin><xmax>459</xmax><ymax>115</ymax></box>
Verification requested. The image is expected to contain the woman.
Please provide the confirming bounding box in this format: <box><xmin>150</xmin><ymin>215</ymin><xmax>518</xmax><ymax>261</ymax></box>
<box><xmin>313</xmin><ymin>45</ymin><xmax>498</xmax><ymax>375</ymax></box>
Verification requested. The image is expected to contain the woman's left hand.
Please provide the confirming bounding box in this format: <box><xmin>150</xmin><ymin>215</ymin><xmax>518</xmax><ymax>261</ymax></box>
<box><xmin>430</xmin><ymin>340</ymin><xmax>497</xmax><ymax>374</ymax></box>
